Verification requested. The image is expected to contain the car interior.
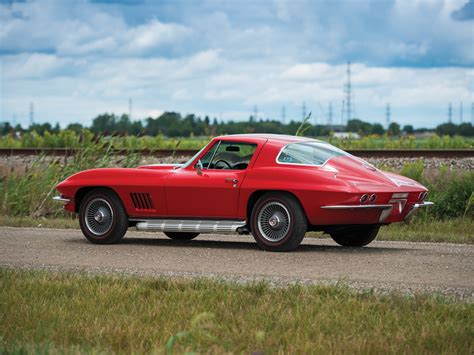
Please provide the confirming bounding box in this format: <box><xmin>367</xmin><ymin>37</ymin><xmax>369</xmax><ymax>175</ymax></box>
<box><xmin>197</xmin><ymin>142</ymin><xmax>257</xmax><ymax>170</ymax></box>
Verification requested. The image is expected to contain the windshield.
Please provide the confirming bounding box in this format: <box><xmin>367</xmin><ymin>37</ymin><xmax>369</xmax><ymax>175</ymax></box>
<box><xmin>277</xmin><ymin>141</ymin><xmax>349</xmax><ymax>166</ymax></box>
<box><xmin>181</xmin><ymin>143</ymin><xmax>210</xmax><ymax>168</ymax></box>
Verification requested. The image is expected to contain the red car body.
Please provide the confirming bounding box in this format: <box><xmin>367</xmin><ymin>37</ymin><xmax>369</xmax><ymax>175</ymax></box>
<box><xmin>55</xmin><ymin>134</ymin><xmax>432</xmax><ymax>251</ymax></box>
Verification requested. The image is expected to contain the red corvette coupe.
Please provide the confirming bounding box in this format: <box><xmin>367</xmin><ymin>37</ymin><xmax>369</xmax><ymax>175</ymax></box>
<box><xmin>54</xmin><ymin>134</ymin><xmax>432</xmax><ymax>251</ymax></box>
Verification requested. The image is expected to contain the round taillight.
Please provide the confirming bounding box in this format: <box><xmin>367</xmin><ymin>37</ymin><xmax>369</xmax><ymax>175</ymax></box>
<box><xmin>369</xmin><ymin>193</ymin><xmax>377</xmax><ymax>204</ymax></box>
<box><xmin>360</xmin><ymin>194</ymin><xmax>369</xmax><ymax>204</ymax></box>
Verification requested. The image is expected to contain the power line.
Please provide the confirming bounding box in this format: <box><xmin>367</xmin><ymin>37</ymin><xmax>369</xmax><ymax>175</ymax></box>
<box><xmin>281</xmin><ymin>105</ymin><xmax>286</xmax><ymax>124</ymax></box>
<box><xmin>448</xmin><ymin>102</ymin><xmax>453</xmax><ymax>123</ymax></box>
<box><xmin>459</xmin><ymin>102</ymin><xmax>463</xmax><ymax>123</ymax></box>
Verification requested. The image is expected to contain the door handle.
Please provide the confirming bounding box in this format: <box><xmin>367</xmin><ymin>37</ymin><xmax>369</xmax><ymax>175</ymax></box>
<box><xmin>225</xmin><ymin>178</ymin><xmax>238</xmax><ymax>184</ymax></box>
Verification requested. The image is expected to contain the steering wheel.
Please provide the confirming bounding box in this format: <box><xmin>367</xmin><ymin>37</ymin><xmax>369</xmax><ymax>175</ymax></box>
<box><xmin>214</xmin><ymin>160</ymin><xmax>232</xmax><ymax>169</ymax></box>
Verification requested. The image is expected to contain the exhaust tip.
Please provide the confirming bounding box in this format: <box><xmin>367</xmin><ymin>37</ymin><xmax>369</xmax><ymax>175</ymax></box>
<box><xmin>360</xmin><ymin>194</ymin><xmax>369</xmax><ymax>204</ymax></box>
<box><xmin>369</xmin><ymin>193</ymin><xmax>377</xmax><ymax>204</ymax></box>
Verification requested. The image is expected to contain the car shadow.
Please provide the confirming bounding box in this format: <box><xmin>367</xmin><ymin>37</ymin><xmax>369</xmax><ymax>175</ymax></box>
<box><xmin>68</xmin><ymin>236</ymin><xmax>412</xmax><ymax>254</ymax></box>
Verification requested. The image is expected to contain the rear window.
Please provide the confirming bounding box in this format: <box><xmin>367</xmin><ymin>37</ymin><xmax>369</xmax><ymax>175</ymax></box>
<box><xmin>277</xmin><ymin>142</ymin><xmax>349</xmax><ymax>166</ymax></box>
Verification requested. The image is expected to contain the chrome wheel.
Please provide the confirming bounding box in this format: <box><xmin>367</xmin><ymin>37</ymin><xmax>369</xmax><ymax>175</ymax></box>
<box><xmin>84</xmin><ymin>198</ymin><xmax>114</xmax><ymax>236</ymax></box>
<box><xmin>257</xmin><ymin>202</ymin><xmax>291</xmax><ymax>242</ymax></box>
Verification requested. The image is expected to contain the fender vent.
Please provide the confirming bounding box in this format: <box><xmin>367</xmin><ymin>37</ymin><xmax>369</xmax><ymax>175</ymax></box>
<box><xmin>130</xmin><ymin>193</ymin><xmax>154</xmax><ymax>210</ymax></box>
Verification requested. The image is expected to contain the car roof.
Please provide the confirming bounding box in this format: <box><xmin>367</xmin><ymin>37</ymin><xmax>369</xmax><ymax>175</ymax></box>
<box><xmin>216</xmin><ymin>133</ymin><xmax>321</xmax><ymax>146</ymax></box>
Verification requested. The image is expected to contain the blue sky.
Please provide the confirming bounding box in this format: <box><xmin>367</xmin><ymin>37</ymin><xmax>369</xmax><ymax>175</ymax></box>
<box><xmin>0</xmin><ymin>0</ymin><xmax>473</xmax><ymax>128</ymax></box>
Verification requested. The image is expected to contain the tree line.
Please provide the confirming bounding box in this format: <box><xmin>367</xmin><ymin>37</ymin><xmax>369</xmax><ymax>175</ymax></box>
<box><xmin>1</xmin><ymin>112</ymin><xmax>473</xmax><ymax>137</ymax></box>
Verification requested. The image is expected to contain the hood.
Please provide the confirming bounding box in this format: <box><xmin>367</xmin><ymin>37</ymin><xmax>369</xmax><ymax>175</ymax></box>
<box><xmin>326</xmin><ymin>156</ymin><xmax>425</xmax><ymax>191</ymax></box>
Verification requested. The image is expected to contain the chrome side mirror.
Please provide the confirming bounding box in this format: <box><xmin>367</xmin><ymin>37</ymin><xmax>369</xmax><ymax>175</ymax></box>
<box><xmin>196</xmin><ymin>160</ymin><xmax>203</xmax><ymax>175</ymax></box>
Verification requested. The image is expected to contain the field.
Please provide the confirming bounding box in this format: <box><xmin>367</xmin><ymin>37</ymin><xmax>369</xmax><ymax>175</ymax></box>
<box><xmin>0</xmin><ymin>269</ymin><xmax>472</xmax><ymax>354</ymax></box>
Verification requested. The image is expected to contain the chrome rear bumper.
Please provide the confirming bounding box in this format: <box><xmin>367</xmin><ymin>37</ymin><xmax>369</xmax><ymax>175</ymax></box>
<box><xmin>404</xmin><ymin>201</ymin><xmax>434</xmax><ymax>220</ymax></box>
<box><xmin>320</xmin><ymin>204</ymin><xmax>394</xmax><ymax>223</ymax></box>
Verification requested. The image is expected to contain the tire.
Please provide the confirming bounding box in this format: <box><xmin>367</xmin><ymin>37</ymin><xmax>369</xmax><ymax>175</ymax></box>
<box><xmin>164</xmin><ymin>232</ymin><xmax>200</xmax><ymax>240</ymax></box>
<box><xmin>330</xmin><ymin>225</ymin><xmax>380</xmax><ymax>247</ymax></box>
<box><xmin>79</xmin><ymin>188</ymin><xmax>128</xmax><ymax>244</ymax></box>
<box><xmin>251</xmin><ymin>192</ymin><xmax>307</xmax><ymax>252</ymax></box>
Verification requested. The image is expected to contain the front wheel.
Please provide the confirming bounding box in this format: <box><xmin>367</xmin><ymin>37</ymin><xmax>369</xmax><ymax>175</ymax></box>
<box><xmin>251</xmin><ymin>192</ymin><xmax>307</xmax><ymax>252</ymax></box>
<box><xmin>330</xmin><ymin>225</ymin><xmax>380</xmax><ymax>247</ymax></box>
<box><xmin>164</xmin><ymin>232</ymin><xmax>199</xmax><ymax>240</ymax></box>
<box><xmin>79</xmin><ymin>188</ymin><xmax>128</xmax><ymax>244</ymax></box>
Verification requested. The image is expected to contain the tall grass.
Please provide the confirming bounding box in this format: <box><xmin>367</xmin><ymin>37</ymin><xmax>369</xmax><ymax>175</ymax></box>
<box><xmin>0</xmin><ymin>269</ymin><xmax>472</xmax><ymax>354</ymax></box>
<box><xmin>0</xmin><ymin>137</ymin><xmax>140</xmax><ymax>218</ymax></box>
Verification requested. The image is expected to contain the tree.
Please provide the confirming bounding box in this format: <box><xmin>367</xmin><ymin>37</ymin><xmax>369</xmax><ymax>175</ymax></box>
<box><xmin>402</xmin><ymin>125</ymin><xmax>414</xmax><ymax>134</ymax></box>
<box><xmin>387</xmin><ymin>122</ymin><xmax>400</xmax><ymax>136</ymax></box>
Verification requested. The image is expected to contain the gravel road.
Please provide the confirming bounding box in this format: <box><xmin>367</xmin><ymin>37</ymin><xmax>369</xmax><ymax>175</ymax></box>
<box><xmin>0</xmin><ymin>227</ymin><xmax>472</xmax><ymax>300</ymax></box>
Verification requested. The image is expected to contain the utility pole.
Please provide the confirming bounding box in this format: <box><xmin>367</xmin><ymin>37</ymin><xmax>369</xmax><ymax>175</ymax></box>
<box><xmin>345</xmin><ymin>61</ymin><xmax>352</xmax><ymax>124</ymax></box>
<box><xmin>302</xmin><ymin>101</ymin><xmax>306</xmax><ymax>120</ymax></box>
<box><xmin>386</xmin><ymin>103</ymin><xmax>391</xmax><ymax>128</ymax></box>
<box><xmin>281</xmin><ymin>105</ymin><xmax>286</xmax><ymax>124</ymax></box>
<box><xmin>29</xmin><ymin>102</ymin><xmax>34</xmax><ymax>127</ymax></box>
<box><xmin>459</xmin><ymin>102</ymin><xmax>463</xmax><ymax>123</ymax></box>
<box><xmin>128</xmin><ymin>98</ymin><xmax>133</xmax><ymax>121</ymax></box>
<box><xmin>448</xmin><ymin>102</ymin><xmax>453</xmax><ymax>123</ymax></box>
<box><xmin>328</xmin><ymin>102</ymin><xmax>333</xmax><ymax>126</ymax></box>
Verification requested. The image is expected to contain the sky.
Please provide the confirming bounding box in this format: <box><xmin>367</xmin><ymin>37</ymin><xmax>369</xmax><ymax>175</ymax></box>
<box><xmin>0</xmin><ymin>0</ymin><xmax>473</xmax><ymax>129</ymax></box>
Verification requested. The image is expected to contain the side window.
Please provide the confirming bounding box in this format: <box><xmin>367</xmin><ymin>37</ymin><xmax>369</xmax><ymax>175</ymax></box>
<box><xmin>208</xmin><ymin>142</ymin><xmax>257</xmax><ymax>170</ymax></box>
<box><xmin>195</xmin><ymin>142</ymin><xmax>219</xmax><ymax>169</ymax></box>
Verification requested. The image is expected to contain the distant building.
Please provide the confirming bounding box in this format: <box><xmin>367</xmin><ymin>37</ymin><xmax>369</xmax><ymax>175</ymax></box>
<box><xmin>332</xmin><ymin>132</ymin><xmax>361</xmax><ymax>139</ymax></box>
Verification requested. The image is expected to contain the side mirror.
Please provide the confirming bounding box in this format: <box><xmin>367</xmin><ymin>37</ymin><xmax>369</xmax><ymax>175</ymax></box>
<box><xmin>195</xmin><ymin>160</ymin><xmax>203</xmax><ymax>175</ymax></box>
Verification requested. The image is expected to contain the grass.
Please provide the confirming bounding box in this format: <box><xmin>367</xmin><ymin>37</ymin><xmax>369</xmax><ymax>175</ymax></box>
<box><xmin>0</xmin><ymin>268</ymin><xmax>472</xmax><ymax>354</ymax></box>
<box><xmin>0</xmin><ymin>216</ymin><xmax>472</xmax><ymax>244</ymax></box>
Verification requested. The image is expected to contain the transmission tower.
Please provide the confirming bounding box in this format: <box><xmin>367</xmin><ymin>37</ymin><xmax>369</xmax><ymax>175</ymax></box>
<box><xmin>302</xmin><ymin>101</ymin><xmax>306</xmax><ymax>120</ymax></box>
<box><xmin>128</xmin><ymin>98</ymin><xmax>133</xmax><ymax>121</ymax></box>
<box><xmin>29</xmin><ymin>102</ymin><xmax>34</xmax><ymax>127</ymax></box>
<box><xmin>340</xmin><ymin>100</ymin><xmax>345</xmax><ymax>129</ymax></box>
<box><xmin>471</xmin><ymin>102</ymin><xmax>474</xmax><ymax>125</ymax></box>
<box><xmin>386</xmin><ymin>103</ymin><xmax>391</xmax><ymax>128</ymax></box>
<box><xmin>459</xmin><ymin>102</ymin><xmax>463</xmax><ymax>123</ymax></box>
<box><xmin>281</xmin><ymin>105</ymin><xmax>286</xmax><ymax>124</ymax></box>
<box><xmin>328</xmin><ymin>102</ymin><xmax>333</xmax><ymax>126</ymax></box>
<box><xmin>253</xmin><ymin>105</ymin><xmax>258</xmax><ymax>121</ymax></box>
<box><xmin>344</xmin><ymin>61</ymin><xmax>353</xmax><ymax>124</ymax></box>
<box><xmin>448</xmin><ymin>102</ymin><xmax>453</xmax><ymax>123</ymax></box>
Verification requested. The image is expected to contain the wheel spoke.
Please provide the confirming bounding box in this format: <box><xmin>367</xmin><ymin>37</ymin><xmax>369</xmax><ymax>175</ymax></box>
<box><xmin>257</xmin><ymin>201</ymin><xmax>291</xmax><ymax>242</ymax></box>
<box><xmin>84</xmin><ymin>198</ymin><xmax>114</xmax><ymax>236</ymax></box>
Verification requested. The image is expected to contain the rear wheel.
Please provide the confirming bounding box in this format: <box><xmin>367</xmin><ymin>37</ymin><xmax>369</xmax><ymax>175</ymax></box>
<box><xmin>330</xmin><ymin>225</ymin><xmax>380</xmax><ymax>247</ymax></box>
<box><xmin>79</xmin><ymin>188</ymin><xmax>128</xmax><ymax>244</ymax></box>
<box><xmin>164</xmin><ymin>232</ymin><xmax>199</xmax><ymax>240</ymax></box>
<box><xmin>251</xmin><ymin>192</ymin><xmax>307</xmax><ymax>252</ymax></box>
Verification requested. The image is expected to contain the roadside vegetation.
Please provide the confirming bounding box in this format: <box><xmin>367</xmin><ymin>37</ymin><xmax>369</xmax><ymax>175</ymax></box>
<box><xmin>0</xmin><ymin>269</ymin><xmax>472</xmax><ymax>354</ymax></box>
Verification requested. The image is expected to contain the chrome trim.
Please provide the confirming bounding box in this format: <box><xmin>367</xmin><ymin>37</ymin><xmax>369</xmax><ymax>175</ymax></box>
<box><xmin>321</xmin><ymin>204</ymin><xmax>393</xmax><ymax>210</ymax></box>
<box><xmin>404</xmin><ymin>201</ymin><xmax>434</xmax><ymax>220</ymax></box>
<box><xmin>135</xmin><ymin>219</ymin><xmax>246</xmax><ymax>234</ymax></box>
<box><xmin>53</xmin><ymin>196</ymin><xmax>70</xmax><ymax>203</ymax></box>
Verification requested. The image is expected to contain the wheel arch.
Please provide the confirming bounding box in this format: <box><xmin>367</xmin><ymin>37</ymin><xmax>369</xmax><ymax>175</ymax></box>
<box><xmin>74</xmin><ymin>186</ymin><xmax>120</xmax><ymax>213</ymax></box>
<box><xmin>246</xmin><ymin>190</ymin><xmax>308</xmax><ymax>230</ymax></box>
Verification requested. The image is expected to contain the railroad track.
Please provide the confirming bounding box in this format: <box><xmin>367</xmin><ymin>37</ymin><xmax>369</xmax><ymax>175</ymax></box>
<box><xmin>0</xmin><ymin>148</ymin><xmax>473</xmax><ymax>158</ymax></box>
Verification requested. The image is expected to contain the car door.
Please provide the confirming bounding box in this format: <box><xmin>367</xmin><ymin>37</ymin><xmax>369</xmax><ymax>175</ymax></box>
<box><xmin>164</xmin><ymin>141</ymin><xmax>258</xmax><ymax>219</ymax></box>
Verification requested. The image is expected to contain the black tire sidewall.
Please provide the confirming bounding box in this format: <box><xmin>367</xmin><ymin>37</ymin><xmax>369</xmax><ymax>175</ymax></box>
<box><xmin>164</xmin><ymin>232</ymin><xmax>200</xmax><ymax>240</ymax></box>
<box><xmin>79</xmin><ymin>189</ymin><xmax>128</xmax><ymax>244</ymax></box>
<box><xmin>251</xmin><ymin>193</ymin><xmax>307</xmax><ymax>251</ymax></box>
<box><xmin>330</xmin><ymin>226</ymin><xmax>379</xmax><ymax>247</ymax></box>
